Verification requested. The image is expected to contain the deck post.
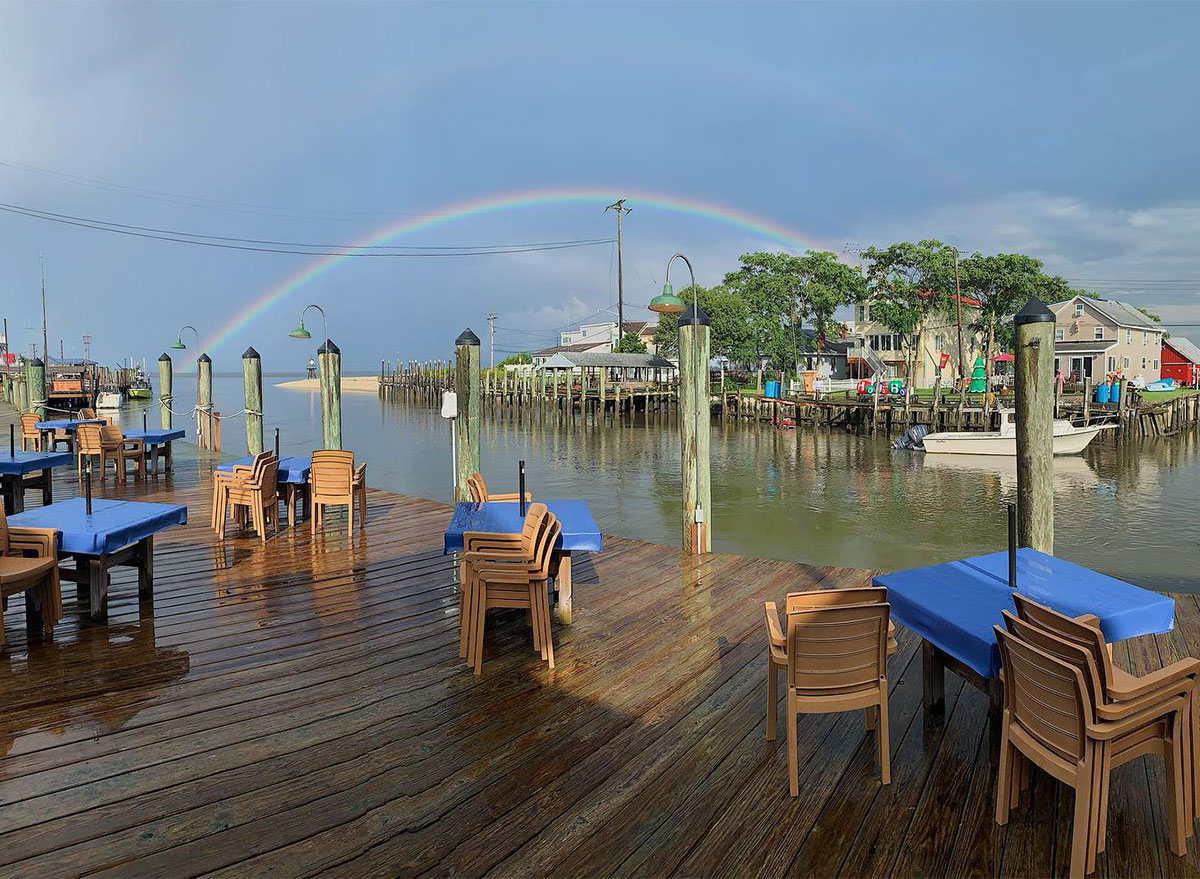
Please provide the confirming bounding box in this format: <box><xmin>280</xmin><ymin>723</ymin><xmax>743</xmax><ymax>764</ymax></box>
<box><xmin>1013</xmin><ymin>298</ymin><xmax>1055</xmax><ymax>553</ymax></box>
<box><xmin>317</xmin><ymin>339</ymin><xmax>342</xmax><ymax>449</ymax></box>
<box><xmin>158</xmin><ymin>353</ymin><xmax>173</xmax><ymax>430</ymax></box>
<box><xmin>454</xmin><ymin>328</ymin><xmax>481</xmax><ymax>501</ymax></box>
<box><xmin>242</xmin><ymin>347</ymin><xmax>264</xmax><ymax>455</ymax></box>
<box><xmin>27</xmin><ymin>358</ymin><xmax>46</xmax><ymax>419</ymax></box>
<box><xmin>197</xmin><ymin>354</ymin><xmax>213</xmax><ymax>450</ymax></box>
<box><xmin>678</xmin><ymin>304</ymin><xmax>712</xmax><ymax>554</ymax></box>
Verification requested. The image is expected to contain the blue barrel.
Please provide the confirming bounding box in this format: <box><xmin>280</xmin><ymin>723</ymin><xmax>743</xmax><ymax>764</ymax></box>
<box><xmin>1095</xmin><ymin>383</ymin><xmax>1110</xmax><ymax>404</ymax></box>
<box><xmin>765</xmin><ymin>380</ymin><xmax>781</xmax><ymax>399</ymax></box>
<box><xmin>1111</xmin><ymin>382</ymin><xmax>1121</xmax><ymax>404</ymax></box>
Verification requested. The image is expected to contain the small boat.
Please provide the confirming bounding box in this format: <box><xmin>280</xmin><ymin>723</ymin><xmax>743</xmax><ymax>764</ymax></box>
<box><xmin>920</xmin><ymin>409</ymin><xmax>1111</xmax><ymax>456</ymax></box>
<box><xmin>1142</xmin><ymin>378</ymin><xmax>1176</xmax><ymax>393</ymax></box>
<box><xmin>127</xmin><ymin>366</ymin><xmax>153</xmax><ymax>399</ymax></box>
<box><xmin>95</xmin><ymin>391</ymin><xmax>122</xmax><ymax>410</ymax></box>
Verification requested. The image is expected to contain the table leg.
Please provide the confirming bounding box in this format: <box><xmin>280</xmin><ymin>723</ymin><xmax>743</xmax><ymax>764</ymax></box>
<box><xmin>164</xmin><ymin>441</ymin><xmax>173</xmax><ymax>473</ymax></box>
<box><xmin>41</xmin><ymin>467</ymin><xmax>53</xmax><ymax>505</ymax></box>
<box><xmin>150</xmin><ymin>445</ymin><xmax>161</xmax><ymax>477</ymax></box>
<box><xmin>286</xmin><ymin>484</ymin><xmax>297</xmax><ymax>528</ymax></box>
<box><xmin>987</xmin><ymin>677</ymin><xmax>1003</xmax><ymax>763</ymax></box>
<box><xmin>87</xmin><ymin>557</ymin><xmax>108</xmax><ymax>623</ymax></box>
<box><xmin>301</xmin><ymin>484</ymin><xmax>311</xmax><ymax>522</ymax></box>
<box><xmin>553</xmin><ymin>550</ymin><xmax>573</xmax><ymax>625</ymax></box>
<box><xmin>922</xmin><ymin>640</ymin><xmax>946</xmax><ymax>716</ymax></box>
<box><xmin>137</xmin><ymin>536</ymin><xmax>154</xmax><ymax>599</ymax></box>
<box><xmin>1</xmin><ymin>475</ymin><xmax>22</xmax><ymax>515</ymax></box>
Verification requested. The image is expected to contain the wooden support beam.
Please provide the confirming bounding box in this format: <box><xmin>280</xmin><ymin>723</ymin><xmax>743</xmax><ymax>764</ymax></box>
<box><xmin>678</xmin><ymin>305</ymin><xmax>712</xmax><ymax>554</ymax></box>
<box><xmin>1014</xmin><ymin>298</ymin><xmax>1055</xmax><ymax>554</ymax></box>
<box><xmin>454</xmin><ymin>328</ymin><xmax>481</xmax><ymax>501</ymax></box>
<box><xmin>197</xmin><ymin>354</ymin><xmax>213</xmax><ymax>450</ymax></box>
<box><xmin>158</xmin><ymin>353</ymin><xmax>173</xmax><ymax>430</ymax></box>
<box><xmin>317</xmin><ymin>340</ymin><xmax>342</xmax><ymax>449</ymax></box>
<box><xmin>242</xmin><ymin>347</ymin><xmax>264</xmax><ymax>455</ymax></box>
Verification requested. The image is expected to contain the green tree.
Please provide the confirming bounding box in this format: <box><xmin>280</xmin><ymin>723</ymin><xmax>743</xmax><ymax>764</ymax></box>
<box><xmin>859</xmin><ymin>240</ymin><xmax>957</xmax><ymax>396</ymax></box>
<box><xmin>652</xmin><ymin>285</ymin><xmax>753</xmax><ymax>364</ymax></box>
<box><xmin>612</xmin><ymin>332</ymin><xmax>647</xmax><ymax>354</ymax></box>
<box><xmin>959</xmin><ymin>252</ymin><xmax>1048</xmax><ymax>389</ymax></box>
<box><xmin>497</xmin><ymin>352</ymin><xmax>531</xmax><ymax>367</ymax></box>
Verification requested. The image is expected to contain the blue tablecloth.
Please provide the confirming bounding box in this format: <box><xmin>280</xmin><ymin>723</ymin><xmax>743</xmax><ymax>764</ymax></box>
<box><xmin>874</xmin><ymin>548</ymin><xmax>1176</xmax><ymax>678</ymax></box>
<box><xmin>217</xmin><ymin>456</ymin><xmax>311</xmax><ymax>484</ymax></box>
<box><xmin>444</xmin><ymin>500</ymin><xmax>603</xmax><ymax>554</ymax></box>
<box><xmin>0</xmin><ymin>451</ymin><xmax>74</xmax><ymax>476</ymax></box>
<box><xmin>125</xmin><ymin>429</ymin><xmax>185</xmax><ymax>445</ymax></box>
<box><xmin>34</xmin><ymin>418</ymin><xmax>106</xmax><ymax>432</ymax></box>
<box><xmin>8</xmin><ymin>498</ymin><xmax>188</xmax><ymax>556</ymax></box>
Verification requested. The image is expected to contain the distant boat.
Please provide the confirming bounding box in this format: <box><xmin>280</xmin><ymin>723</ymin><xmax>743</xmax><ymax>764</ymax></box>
<box><xmin>96</xmin><ymin>391</ymin><xmax>122</xmax><ymax>410</ymax></box>
<box><xmin>920</xmin><ymin>409</ymin><xmax>1111</xmax><ymax>456</ymax></box>
<box><xmin>127</xmin><ymin>366</ymin><xmax>153</xmax><ymax>399</ymax></box>
<box><xmin>1142</xmin><ymin>378</ymin><xmax>1176</xmax><ymax>393</ymax></box>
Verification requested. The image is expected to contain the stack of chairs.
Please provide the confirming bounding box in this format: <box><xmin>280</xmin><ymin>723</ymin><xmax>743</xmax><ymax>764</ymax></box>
<box><xmin>995</xmin><ymin>595</ymin><xmax>1199</xmax><ymax>877</ymax></box>
<box><xmin>465</xmin><ymin>471</ymin><xmax>530</xmax><ymax>504</ymax></box>
<box><xmin>310</xmin><ymin>450</ymin><xmax>366</xmax><ymax>538</ymax></box>
<box><xmin>212</xmin><ymin>451</ymin><xmax>279</xmax><ymax>542</ymax></box>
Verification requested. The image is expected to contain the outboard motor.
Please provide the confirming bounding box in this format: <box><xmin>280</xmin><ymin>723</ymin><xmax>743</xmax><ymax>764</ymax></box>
<box><xmin>891</xmin><ymin>424</ymin><xmax>929</xmax><ymax>450</ymax></box>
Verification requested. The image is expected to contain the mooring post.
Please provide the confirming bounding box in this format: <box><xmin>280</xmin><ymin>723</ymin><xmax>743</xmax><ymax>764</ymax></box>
<box><xmin>318</xmin><ymin>339</ymin><xmax>342</xmax><ymax>449</ymax></box>
<box><xmin>197</xmin><ymin>353</ymin><xmax>213</xmax><ymax>450</ymax></box>
<box><xmin>27</xmin><ymin>358</ymin><xmax>46</xmax><ymax>420</ymax></box>
<box><xmin>242</xmin><ymin>347</ymin><xmax>264</xmax><ymax>455</ymax></box>
<box><xmin>1013</xmin><ymin>298</ymin><xmax>1055</xmax><ymax>553</ymax></box>
<box><xmin>454</xmin><ymin>328</ymin><xmax>481</xmax><ymax>501</ymax></box>
<box><xmin>678</xmin><ymin>304</ymin><xmax>712</xmax><ymax>554</ymax></box>
<box><xmin>158</xmin><ymin>353</ymin><xmax>173</xmax><ymax>430</ymax></box>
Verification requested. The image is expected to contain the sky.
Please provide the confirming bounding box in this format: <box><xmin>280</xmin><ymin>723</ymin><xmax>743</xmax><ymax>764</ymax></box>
<box><xmin>1</xmin><ymin>1</ymin><xmax>1198</xmax><ymax>371</ymax></box>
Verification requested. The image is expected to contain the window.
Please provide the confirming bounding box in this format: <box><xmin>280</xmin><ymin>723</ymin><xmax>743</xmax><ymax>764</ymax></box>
<box><xmin>1055</xmin><ymin>328</ymin><xmax>1065</xmax><ymax>341</ymax></box>
<box><xmin>1094</xmin><ymin>326</ymin><xmax>1103</xmax><ymax>340</ymax></box>
<box><xmin>1107</xmin><ymin>356</ymin><xmax>1116</xmax><ymax>372</ymax></box>
<box><xmin>1142</xmin><ymin>358</ymin><xmax>1147</xmax><ymax>369</ymax></box>
<box><xmin>1154</xmin><ymin>359</ymin><xmax>1160</xmax><ymax>370</ymax></box>
<box><xmin>934</xmin><ymin>333</ymin><xmax>944</xmax><ymax>351</ymax></box>
<box><xmin>1127</xmin><ymin>329</ymin><xmax>1132</xmax><ymax>343</ymax></box>
<box><xmin>1123</xmin><ymin>357</ymin><xmax>1130</xmax><ymax>369</ymax></box>
<box><xmin>1143</xmin><ymin>331</ymin><xmax>1148</xmax><ymax>344</ymax></box>
<box><xmin>1074</xmin><ymin>302</ymin><xmax>1084</xmax><ymax>316</ymax></box>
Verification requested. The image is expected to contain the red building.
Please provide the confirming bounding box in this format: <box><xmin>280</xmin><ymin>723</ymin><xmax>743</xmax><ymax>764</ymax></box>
<box><xmin>1161</xmin><ymin>336</ymin><xmax>1200</xmax><ymax>387</ymax></box>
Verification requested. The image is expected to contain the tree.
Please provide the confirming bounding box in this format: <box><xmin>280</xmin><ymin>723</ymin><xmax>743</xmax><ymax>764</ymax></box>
<box><xmin>652</xmin><ymin>285</ymin><xmax>753</xmax><ymax>367</ymax></box>
<box><xmin>612</xmin><ymin>332</ymin><xmax>647</xmax><ymax>354</ymax></box>
<box><xmin>497</xmin><ymin>352</ymin><xmax>531</xmax><ymax>367</ymax></box>
<box><xmin>859</xmin><ymin>240</ymin><xmax>957</xmax><ymax>398</ymax></box>
<box><xmin>958</xmin><ymin>252</ymin><xmax>1048</xmax><ymax>391</ymax></box>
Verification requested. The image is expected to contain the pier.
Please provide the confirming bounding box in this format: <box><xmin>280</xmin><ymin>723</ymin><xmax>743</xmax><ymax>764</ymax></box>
<box><xmin>1</xmin><ymin>403</ymin><xmax>1197</xmax><ymax>876</ymax></box>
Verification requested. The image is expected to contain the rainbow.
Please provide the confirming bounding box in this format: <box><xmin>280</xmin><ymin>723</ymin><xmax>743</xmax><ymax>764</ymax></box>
<box><xmin>200</xmin><ymin>187</ymin><xmax>840</xmax><ymax>354</ymax></box>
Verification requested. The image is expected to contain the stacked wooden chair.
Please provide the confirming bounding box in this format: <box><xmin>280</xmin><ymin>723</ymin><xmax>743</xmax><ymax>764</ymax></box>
<box><xmin>352</xmin><ymin>462</ymin><xmax>368</xmax><ymax>531</ymax></box>
<box><xmin>0</xmin><ymin>503</ymin><xmax>61</xmax><ymax>651</ymax></box>
<box><xmin>460</xmin><ymin>503</ymin><xmax>559</xmax><ymax>674</ymax></box>
<box><xmin>100</xmin><ymin>425</ymin><xmax>146</xmax><ymax>481</ymax></box>
<box><xmin>994</xmin><ymin>596</ymin><xmax>1199</xmax><ymax>877</ymax></box>
<box><xmin>465</xmin><ymin>471</ymin><xmax>531</xmax><ymax>504</ymax></box>
<box><xmin>310</xmin><ymin>450</ymin><xmax>360</xmax><ymax>538</ymax></box>
<box><xmin>212</xmin><ymin>452</ymin><xmax>279</xmax><ymax>542</ymax></box>
<box><xmin>764</xmin><ymin>587</ymin><xmax>894</xmax><ymax>792</ymax></box>
<box><xmin>19</xmin><ymin>414</ymin><xmax>41</xmax><ymax>451</ymax></box>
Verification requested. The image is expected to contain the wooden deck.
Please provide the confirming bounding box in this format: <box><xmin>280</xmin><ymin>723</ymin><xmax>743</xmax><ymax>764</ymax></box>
<box><xmin>2</xmin><ymin>436</ymin><xmax>1199</xmax><ymax>876</ymax></box>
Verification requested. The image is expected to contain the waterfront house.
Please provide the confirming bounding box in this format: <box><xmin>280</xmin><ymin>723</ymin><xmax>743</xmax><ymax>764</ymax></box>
<box><xmin>848</xmin><ymin>293</ymin><xmax>982</xmax><ymax>386</ymax></box>
<box><xmin>1050</xmin><ymin>296</ymin><xmax>1162</xmax><ymax>384</ymax></box>
<box><xmin>1161</xmin><ymin>335</ymin><xmax>1200</xmax><ymax>388</ymax></box>
<box><xmin>533</xmin><ymin>320</ymin><xmax>658</xmax><ymax>367</ymax></box>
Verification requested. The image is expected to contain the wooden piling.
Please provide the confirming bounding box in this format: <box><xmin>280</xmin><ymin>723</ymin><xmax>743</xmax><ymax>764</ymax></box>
<box><xmin>454</xmin><ymin>328</ymin><xmax>481</xmax><ymax>501</ymax></box>
<box><xmin>158</xmin><ymin>353</ymin><xmax>173</xmax><ymax>430</ymax></box>
<box><xmin>197</xmin><ymin>354</ymin><xmax>213</xmax><ymax>450</ymax></box>
<box><xmin>317</xmin><ymin>339</ymin><xmax>342</xmax><ymax>450</ymax></box>
<box><xmin>678</xmin><ymin>305</ymin><xmax>712</xmax><ymax>554</ymax></box>
<box><xmin>1013</xmin><ymin>298</ymin><xmax>1055</xmax><ymax>553</ymax></box>
<box><xmin>27</xmin><ymin>358</ymin><xmax>46</xmax><ymax>419</ymax></box>
<box><xmin>242</xmin><ymin>347</ymin><xmax>264</xmax><ymax>455</ymax></box>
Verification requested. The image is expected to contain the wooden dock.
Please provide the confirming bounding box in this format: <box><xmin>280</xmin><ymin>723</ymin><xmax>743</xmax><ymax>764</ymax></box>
<box><xmin>2</xmin><ymin>429</ymin><xmax>1198</xmax><ymax>875</ymax></box>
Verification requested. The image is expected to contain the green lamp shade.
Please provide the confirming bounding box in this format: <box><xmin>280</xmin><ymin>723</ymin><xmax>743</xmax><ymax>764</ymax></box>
<box><xmin>289</xmin><ymin>319</ymin><xmax>312</xmax><ymax>340</ymax></box>
<box><xmin>170</xmin><ymin>337</ymin><xmax>186</xmax><ymax>350</ymax></box>
<box><xmin>648</xmin><ymin>281</ymin><xmax>687</xmax><ymax>315</ymax></box>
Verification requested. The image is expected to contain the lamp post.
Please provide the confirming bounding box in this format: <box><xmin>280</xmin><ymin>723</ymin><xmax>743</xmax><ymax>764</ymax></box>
<box><xmin>289</xmin><ymin>304</ymin><xmax>341</xmax><ymax>449</ymax></box>
<box><xmin>649</xmin><ymin>253</ymin><xmax>711</xmax><ymax>554</ymax></box>
<box><xmin>170</xmin><ymin>325</ymin><xmax>210</xmax><ymax>446</ymax></box>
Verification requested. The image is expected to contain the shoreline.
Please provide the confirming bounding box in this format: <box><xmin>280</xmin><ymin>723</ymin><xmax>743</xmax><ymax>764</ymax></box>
<box><xmin>274</xmin><ymin>376</ymin><xmax>379</xmax><ymax>393</ymax></box>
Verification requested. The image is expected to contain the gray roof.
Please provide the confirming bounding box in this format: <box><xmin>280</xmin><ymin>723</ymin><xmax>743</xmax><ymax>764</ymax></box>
<box><xmin>540</xmin><ymin>352</ymin><xmax>676</xmax><ymax>370</ymax></box>
<box><xmin>1166</xmin><ymin>336</ymin><xmax>1200</xmax><ymax>364</ymax></box>
<box><xmin>1054</xmin><ymin>340</ymin><xmax>1116</xmax><ymax>353</ymax></box>
<box><xmin>1054</xmin><ymin>296</ymin><xmax>1159</xmax><ymax>329</ymax></box>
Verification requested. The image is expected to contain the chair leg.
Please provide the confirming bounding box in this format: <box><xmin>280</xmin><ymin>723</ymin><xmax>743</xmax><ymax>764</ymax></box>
<box><xmin>786</xmin><ymin>689</ymin><xmax>799</xmax><ymax>797</ymax></box>
<box><xmin>877</xmin><ymin>686</ymin><xmax>891</xmax><ymax>785</ymax></box>
<box><xmin>472</xmin><ymin>582</ymin><xmax>486</xmax><ymax>675</ymax></box>
<box><xmin>348</xmin><ymin>499</ymin><xmax>353</xmax><ymax>541</ymax></box>
<box><xmin>541</xmin><ymin>580</ymin><xmax>554</xmax><ymax>669</ymax></box>
<box><xmin>766</xmin><ymin>662</ymin><xmax>778</xmax><ymax>742</ymax></box>
<box><xmin>996</xmin><ymin>731</ymin><xmax>1014</xmax><ymax>825</ymax></box>
<box><xmin>1165</xmin><ymin>712</ymin><xmax>1188</xmax><ymax>857</ymax></box>
<box><xmin>1069</xmin><ymin>751</ymin><xmax>1095</xmax><ymax>879</ymax></box>
<box><xmin>458</xmin><ymin>562</ymin><xmax>470</xmax><ymax>659</ymax></box>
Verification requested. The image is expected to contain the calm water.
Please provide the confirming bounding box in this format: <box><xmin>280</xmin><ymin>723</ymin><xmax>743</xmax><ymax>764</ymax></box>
<box><xmin>111</xmin><ymin>373</ymin><xmax>1200</xmax><ymax>594</ymax></box>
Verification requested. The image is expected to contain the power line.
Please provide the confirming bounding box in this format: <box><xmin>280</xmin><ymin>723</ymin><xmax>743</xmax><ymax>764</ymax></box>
<box><xmin>0</xmin><ymin>201</ymin><xmax>614</xmax><ymax>257</ymax></box>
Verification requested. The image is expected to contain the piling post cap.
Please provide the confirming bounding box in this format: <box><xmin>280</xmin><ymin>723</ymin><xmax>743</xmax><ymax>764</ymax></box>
<box><xmin>29</xmin><ymin>357</ymin><xmax>43</xmax><ymax>367</ymax></box>
<box><xmin>1013</xmin><ymin>297</ymin><xmax>1055</xmax><ymax>326</ymax></box>
<box><xmin>242</xmin><ymin>346</ymin><xmax>261</xmax><ymax>359</ymax></box>
<box><xmin>678</xmin><ymin>304</ymin><xmax>711</xmax><ymax>327</ymax></box>
<box><xmin>158</xmin><ymin>352</ymin><xmax>172</xmax><ymax>362</ymax></box>
<box><xmin>197</xmin><ymin>353</ymin><xmax>212</xmax><ymax>363</ymax></box>
<box><xmin>455</xmin><ymin>328</ymin><xmax>481</xmax><ymax>346</ymax></box>
<box><xmin>317</xmin><ymin>339</ymin><xmax>340</xmax><ymax>355</ymax></box>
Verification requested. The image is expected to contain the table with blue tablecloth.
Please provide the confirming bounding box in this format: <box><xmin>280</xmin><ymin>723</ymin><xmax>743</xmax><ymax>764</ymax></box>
<box><xmin>874</xmin><ymin>548</ymin><xmax>1175</xmax><ymax>753</ymax></box>
<box><xmin>8</xmin><ymin>498</ymin><xmax>188</xmax><ymax>621</ymax></box>
<box><xmin>444</xmin><ymin>500</ymin><xmax>602</xmax><ymax>624</ymax></box>
<box><xmin>216</xmin><ymin>456</ymin><xmax>312</xmax><ymax>526</ymax></box>
<box><xmin>0</xmin><ymin>450</ymin><xmax>73</xmax><ymax>513</ymax></box>
<box><xmin>125</xmin><ymin>428</ymin><xmax>186</xmax><ymax>475</ymax></box>
<box><xmin>33</xmin><ymin>418</ymin><xmax>107</xmax><ymax>454</ymax></box>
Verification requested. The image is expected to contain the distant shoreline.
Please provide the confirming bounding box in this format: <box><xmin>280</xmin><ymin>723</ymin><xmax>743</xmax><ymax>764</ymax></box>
<box><xmin>275</xmin><ymin>376</ymin><xmax>379</xmax><ymax>393</ymax></box>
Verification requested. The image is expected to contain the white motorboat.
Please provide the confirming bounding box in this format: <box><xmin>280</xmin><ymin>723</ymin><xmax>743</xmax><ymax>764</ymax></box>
<box><xmin>95</xmin><ymin>391</ymin><xmax>122</xmax><ymax>410</ymax></box>
<box><xmin>920</xmin><ymin>409</ymin><xmax>1112</xmax><ymax>456</ymax></box>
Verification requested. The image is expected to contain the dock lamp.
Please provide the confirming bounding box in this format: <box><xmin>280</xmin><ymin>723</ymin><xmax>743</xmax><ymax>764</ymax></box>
<box><xmin>650</xmin><ymin>253</ymin><xmax>709</xmax><ymax>555</ymax></box>
<box><xmin>289</xmin><ymin>304</ymin><xmax>329</xmax><ymax>353</ymax></box>
<box><xmin>170</xmin><ymin>325</ymin><xmax>199</xmax><ymax>351</ymax></box>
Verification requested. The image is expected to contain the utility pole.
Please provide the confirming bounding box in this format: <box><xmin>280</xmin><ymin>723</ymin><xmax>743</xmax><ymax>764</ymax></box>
<box><xmin>953</xmin><ymin>248</ymin><xmax>964</xmax><ymax>390</ymax></box>
<box><xmin>605</xmin><ymin>198</ymin><xmax>631</xmax><ymax>346</ymax></box>
<box><xmin>40</xmin><ymin>258</ymin><xmax>48</xmax><ymax>364</ymax></box>
<box><xmin>485</xmin><ymin>312</ymin><xmax>497</xmax><ymax>368</ymax></box>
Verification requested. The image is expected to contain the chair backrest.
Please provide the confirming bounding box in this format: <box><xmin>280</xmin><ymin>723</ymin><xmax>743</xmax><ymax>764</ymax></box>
<box><xmin>785</xmin><ymin>586</ymin><xmax>887</xmax><ymax>615</ymax></box>
<box><xmin>520</xmin><ymin>503</ymin><xmax>549</xmax><ymax>554</ymax></box>
<box><xmin>786</xmin><ymin>602</ymin><xmax>890</xmax><ymax>694</ymax></box>
<box><xmin>1011</xmin><ymin>593</ymin><xmax>1116</xmax><ymax>693</ymax></box>
<box><xmin>467</xmin><ymin>472</ymin><xmax>487</xmax><ymax>502</ymax></box>
<box><xmin>994</xmin><ymin>625</ymin><xmax>1091</xmax><ymax>763</ymax></box>
<box><xmin>531</xmin><ymin>513</ymin><xmax>562</xmax><ymax>579</ymax></box>
<box><xmin>78</xmin><ymin>408</ymin><xmax>96</xmax><ymax>419</ymax></box>
<box><xmin>76</xmin><ymin>423</ymin><xmax>104</xmax><ymax>455</ymax></box>
<box><xmin>259</xmin><ymin>455</ymin><xmax>279</xmax><ymax>502</ymax></box>
<box><xmin>310</xmin><ymin>450</ymin><xmax>355</xmax><ymax>498</ymax></box>
<box><xmin>1002</xmin><ymin>610</ymin><xmax>1105</xmax><ymax>711</ymax></box>
<box><xmin>100</xmin><ymin>424</ymin><xmax>125</xmax><ymax>446</ymax></box>
<box><xmin>20</xmin><ymin>413</ymin><xmax>39</xmax><ymax>437</ymax></box>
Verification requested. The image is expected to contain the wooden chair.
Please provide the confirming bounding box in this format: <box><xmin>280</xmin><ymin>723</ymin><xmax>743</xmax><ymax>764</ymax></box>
<box><xmin>77</xmin><ymin>408</ymin><xmax>96</xmax><ymax>419</ymax></box>
<box><xmin>0</xmin><ymin>504</ymin><xmax>61</xmax><ymax>650</ymax></box>
<box><xmin>75</xmin><ymin>424</ymin><xmax>103</xmax><ymax>477</ymax></box>
<box><xmin>462</xmin><ymin>510</ymin><xmax>559</xmax><ymax>675</ymax></box>
<box><xmin>765</xmin><ymin>587</ymin><xmax>897</xmax><ymax>743</ymax></box>
<box><xmin>310</xmin><ymin>450</ymin><xmax>356</xmax><ymax>539</ymax></box>
<box><xmin>466</xmin><ymin>471</ymin><xmax>532</xmax><ymax>504</ymax></box>
<box><xmin>19</xmin><ymin>414</ymin><xmax>41</xmax><ymax>451</ymax></box>
<box><xmin>770</xmin><ymin>599</ymin><xmax>892</xmax><ymax>793</ymax></box>
<box><xmin>222</xmin><ymin>454</ymin><xmax>279</xmax><ymax>543</ymax></box>
<box><xmin>352</xmin><ymin>462</ymin><xmax>367</xmax><ymax>531</ymax></box>
<box><xmin>100</xmin><ymin>425</ymin><xmax>146</xmax><ymax>482</ymax></box>
<box><xmin>459</xmin><ymin>503</ymin><xmax>549</xmax><ymax>661</ymax></box>
<box><xmin>994</xmin><ymin>624</ymin><xmax>1188</xmax><ymax>878</ymax></box>
<box><xmin>212</xmin><ymin>452</ymin><xmax>271</xmax><ymax>532</ymax></box>
<box><xmin>1011</xmin><ymin>593</ymin><xmax>1200</xmax><ymax>845</ymax></box>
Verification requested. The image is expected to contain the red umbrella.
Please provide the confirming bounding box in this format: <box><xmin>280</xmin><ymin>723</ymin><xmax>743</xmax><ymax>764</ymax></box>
<box><xmin>992</xmin><ymin>353</ymin><xmax>1015</xmax><ymax>362</ymax></box>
